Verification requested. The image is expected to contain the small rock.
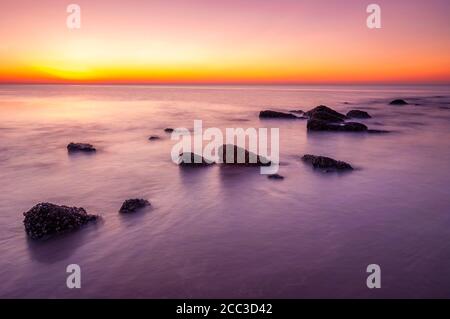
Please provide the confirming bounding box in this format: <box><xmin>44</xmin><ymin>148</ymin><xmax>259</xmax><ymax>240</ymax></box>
<box><xmin>23</xmin><ymin>203</ymin><xmax>98</xmax><ymax>239</ymax></box>
<box><xmin>302</xmin><ymin>154</ymin><xmax>353</xmax><ymax>171</ymax></box>
<box><xmin>164</xmin><ymin>128</ymin><xmax>175</xmax><ymax>133</ymax></box>
<box><xmin>346</xmin><ymin>110</ymin><xmax>372</xmax><ymax>119</ymax></box>
<box><xmin>218</xmin><ymin>144</ymin><xmax>271</xmax><ymax>166</ymax></box>
<box><xmin>268</xmin><ymin>174</ymin><xmax>284</xmax><ymax>180</ymax></box>
<box><xmin>148</xmin><ymin>135</ymin><xmax>161</xmax><ymax>140</ymax></box>
<box><xmin>179</xmin><ymin>152</ymin><xmax>214</xmax><ymax>166</ymax></box>
<box><xmin>389</xmin><ymin>99</ymin><xmax>408</xmax><ymax>105</ymax></box>
<box><xmin>67</xmin><ymin>142</ymin><xmax>96</xmax><ymax>153</ymax></box>
<box><xmin>119</xmin><ymin>199</ymin><xmax>151</xmax><ymax>214</ymax></box>
<box><xmin>259</xmin><ymin>110</ymin><xmax>298</xmax><ymax>119</ymax></box>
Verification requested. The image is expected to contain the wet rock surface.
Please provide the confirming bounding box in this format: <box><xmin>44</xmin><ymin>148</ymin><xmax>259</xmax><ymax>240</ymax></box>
<box><xmin>346</xmin><ymin>110</ymin><xmax>372</xmax><ymax>119</ymax></box>
<box><xmin>259</xmin><ymin>110</ymin><xmax>299</xmax><ymax>119</ymax></box>
<box><xmin>218</xmin><ymin>144</ymin><xmax>271</xmax><ymax>166</ymax></box>
<box><xmin>302</xmin><ymin>154</ymin><xmax>353</xmax><ymax>171</ymax></box>
<box><xmin>23</xmin><ymin>203</ymin><xmax>98</xmax><ymax>239</ymax></box>
<box><xmin>67</xmin><ymin>142</ymin><xmax>96</xmax><ymax>153</ymax></box>
<box><xmin>305</xmin><ymin>105</ymin><xmax>347</xmax><ymax>121</ymax></box>
<box><xmin>119</xmin><ymin>199</ymin><xmax>151</xmax><ymax>214</ymax></box>
<box><xmin>307</xmin><ymin>119</ymin><xmax>368</xmax><ymax>132</ymax></box>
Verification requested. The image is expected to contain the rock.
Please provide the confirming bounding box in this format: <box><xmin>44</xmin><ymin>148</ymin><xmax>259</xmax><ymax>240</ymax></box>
<box><xmin>67</xmin><ymin>142</ymin><xmax>96</xmax><ymax>153</ymax></box>
<box><xmin>307</xmin><ymin>119</ymin><xmax>368</xmax><ymax>132</ymax></box>
<box><xmin>179</xmin><ymin>152</ymin><xmax>214</xmax><ymax>166</ymax></box>
<box><xmin>305</xmin><ymin>105</ymin><xmax>347</xmax><ymax>121</ymax></box>
<box><xmin>289</xmin><ymin>109</ymin><xmax>305</xmax><ymax>114</ymax></box>
<box><xmin>164</xmin><ymin>128</ymin><xmax>175</xmax><ymax>133</ymax></box>
<box><xmin>302</xmin><ymin>154</ymin><xmax>353</xmax><ymax>171</ymax></box>
<box><xmin>23</xmin><ymin>203</ymin><xmax>98</xmax><ymax>239</ymax></box>
<box><xmin>119</xmin><ymin>199</ymin><xmax>151</xmax><ymax>214</ymax></box>
<box><xmin>346</xmin><ymin>110</ymin><xmax>372</xmax><ymax>119</ymax></box>
<box><xmin>340</xmin><ymin>122</ymin><xmax>368</xmax><ymax>132</ymax></box>
<box><xmin>389</xmin><ymin>99</ymin><xmax>408</xmax><ymax>105</ymax></box>
<box><xmin>218</xmin><ymin>144</ymin><xmax>271</xmax><ymax>166</ymax></box>
<box><xmin>148</xmin><ymin>135</ymin><xmax>161</xmax><ymax>140</ymax></box>
<box><xmin>309</xmin><ymin>110</ymin><xmax>345</xmax><ymax>122</ymax></box>
<box><xmin>268</xmin><ymin>174</ymin><xmax>284</xmax><ymax>180</ymax></box>
<box><xmin>259</xmin><ymin>110</ymin><xmax>298</xmax><ymax>119</ymax></box>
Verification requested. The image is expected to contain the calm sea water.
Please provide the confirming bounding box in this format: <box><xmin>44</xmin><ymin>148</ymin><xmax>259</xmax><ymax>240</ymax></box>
<box><xmin>0</xmin><ymin>84</ymin><xmax>449</xmax><ymax>298</ymax></box>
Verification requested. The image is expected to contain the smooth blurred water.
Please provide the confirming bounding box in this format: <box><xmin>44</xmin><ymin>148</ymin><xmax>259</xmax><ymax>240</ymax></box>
<box><xmin>0</xmin><ymin>84</ymin><xmax>449</xmax><ymax>298</ymax></box>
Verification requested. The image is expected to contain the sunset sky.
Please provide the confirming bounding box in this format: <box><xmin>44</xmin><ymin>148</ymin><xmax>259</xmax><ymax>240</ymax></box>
<box><xmin>0</xmin><ymin>0</ymin><xmax>449</xmax><ymax>84</ymax></box>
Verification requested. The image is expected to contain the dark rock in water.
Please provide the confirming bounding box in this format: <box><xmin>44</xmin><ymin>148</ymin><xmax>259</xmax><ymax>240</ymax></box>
<box><xmin>302</xmin><ymin>154</ymin><xmax>353</xmax><ymax>171</ymax></box>
<box><xmin>164</xmin><ymin>128</ymin><xmax>175</xmax><ymax>133</ymax></box>
<box><xmin>23</xmin><ymin>203</ymin><xmax>98</xmax><ymax>239</ymax></box>
<box><xmin>119</xmin><ymin>199</ymin><xmax>151</xmax><ymax>214</ymax></box>
<box><xmin>346</xmin><ymin>110</ymin><xmax>372</xmax><ymax>119</ymax></box>
<box><xmin>307</xmin><ymin>119</ymin><xmax>368</xmax><ymax>132</ymax></box>
<box><xmin>218</xmin><ymin>144</ymin><xmax>271</xmax><ymax>166</ymax></box>
<box><xmin>268</xmin><ymin>174</ymin><xmax>284</xmax><ymax>180</ymax></box>
<box><xmin>310</xmin><ymin>110</ymin><xmax>345</xmax><ymax>122</ymax></box>
<box><xmin>389</xmin><ymin>99</ymin><xmax>408</xmax><ymax>105</ymax></box>
<box><xmin>341</xmin><ymin>122</ymin><xmax>368</xmax><ymax>132</ymax></box>
<box><xmin>67</xmin><ymin>142</ymin><xmax>96</xmax><ymax>153</ymax></box>
<box><xmin>289</xmin><ymin>109</ymin><xmax>304</xmax><ymax>114</ymax></box>
<box><xmin>259</xmin><ymin>110</ymin><xmax>298</xmax><ymax>119</ymax></box>
<box><xmin>148</xmin><ymin>135</ymin><xmax>161</xmax><ymax>140</ymax></box>
<box><xmin>179</xmin><ymin>152</ymin><xmax>214</xmax><ymax>166</ymax></box>
<box><xmin>305</xmin><ymin>105</ymin><xmax>347</xmax><ymax>121</ymax></box>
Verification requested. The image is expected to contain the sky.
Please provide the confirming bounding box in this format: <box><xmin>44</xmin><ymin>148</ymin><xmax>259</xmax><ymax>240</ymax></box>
<box><xmin>0</xmin><ymin>0</ymin><xmax>449</xmax><ymax>84</ymax></box>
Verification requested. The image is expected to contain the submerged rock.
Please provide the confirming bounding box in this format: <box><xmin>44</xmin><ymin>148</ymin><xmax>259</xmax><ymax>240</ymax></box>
<box><xmin>67</xmin><ymin>142</ymin><xmax>96</xmax><ymax>153</ymax></box>
<box><xmin>389</xmin><ymin>99</ymin><xmax>408</xmax><ymax>105</ymax></box>
<box><xmin>23</xmin><ymin>203</ymin><xmax>98</xmax><ymax>239</ymax></box>
<box><xmin>302</xmin><ymin>154</ymin><xmax>353</xmax><ymax>171</ymax></box>
<box><xmin>178</xmin><ymin>152</ymin><xmax>214</xmax><ymax>166</ymax></box>
<box><xmin>307</xmin><ymin>119</ymin><xmax>368</xmax><ymax>132</ymax></box>
<box><xmin>268</xmin><ymin>174</ymin><xmax>284</xmax><ymax>180</ymax></box>
<box><xmin>346</xmin><ymin>110</ymin><xmax>372</xmax><ymax>119</ymax></box>
<box><xmin>119</xmin><ymin>199</ymin><xmax>151</xmax><ymax>214</ymax></box>
<box><xmin>305</xmin><ymin>105</ymin><xmax>347</xmax><ymax>121</ymax></box>
<box><xmin>259</xmin><ymin>110</ymin><xmax>298</xmax><ymax>119</ymax></box>
<box><xmin>148</xmin><ymin>135</ymin><xmax>161</xmax><ymax>140</ymax></box>
<box><xmin>218</xmin><ymin>144</ymin><xmax>271</xmax><ymax>166</ymax></box>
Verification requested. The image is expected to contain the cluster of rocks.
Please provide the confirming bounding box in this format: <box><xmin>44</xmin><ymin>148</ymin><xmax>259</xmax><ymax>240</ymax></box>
<box><xmin>24</xmin><ymin>198</ymin><xmax>151</xmax><ymax>239</ymax></box>
<box><xmin>177</xmin><ymin>144</ymin><xmax>271</xmax><ymax>168</ymax></box>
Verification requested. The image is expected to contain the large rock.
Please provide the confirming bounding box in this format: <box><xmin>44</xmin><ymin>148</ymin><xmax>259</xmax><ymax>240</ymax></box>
<box><xmin>23</xmin><ymin>203</ymin><xmax>98</xmax><ymax>239</ymax></box>
<box><xmin>346</xmin><ymin>110</ymin><xmax>372</xmax><ymax>119</ymax></box>
<box><xmin>178</xmin><ymin>152</ymin><xmax>214</xmax><ymax>166</ymax></box>
<box><xmin>259</xmin><ymin>110</ymin><xmax>298</xmax><ymax>119</ymax></box>
<box><xmin>302</xmin><ymin>154</ymin><xmax>353</xmax><ymax>171</ymax></box>
<box><xmin>307</xmin><ymin>119</ymin><xmax>368</xmax><ymax>132</ymax></box>
<box><xmin>305</xmin><ymin>105</ymin><xmax>347</xmax><ymax>121</ymax></box>
<box><xmin>119</xmin><ymin>199</ymin><xmax>151</xmax><ymax>214</ymax></box>
<box><xmin>218</xmin><ymin>144</ymin><xmax>271</xmax><ymax>166</ymax></box>
<box><xmin>389</xmin><ymin>99</ymin><xmax>408</xmax><ymax>105</ymax></box>
<box><xmin>67</xmin><ymin>142</ymin><xmax>96</xmax><ymax>153</ymax></box>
